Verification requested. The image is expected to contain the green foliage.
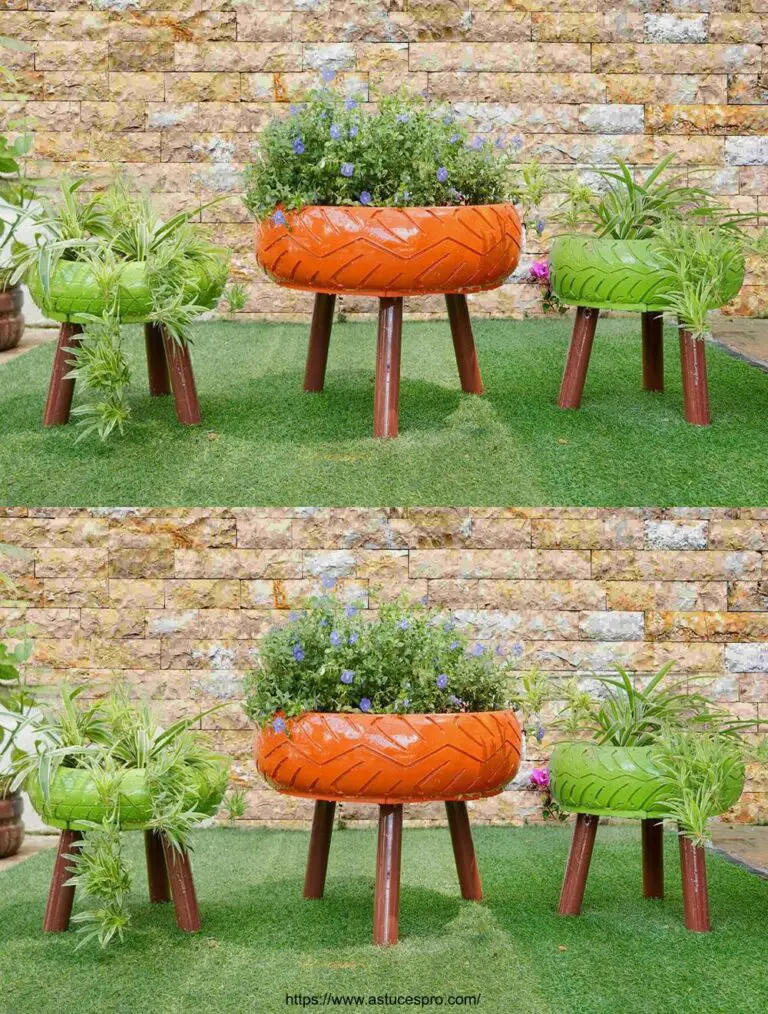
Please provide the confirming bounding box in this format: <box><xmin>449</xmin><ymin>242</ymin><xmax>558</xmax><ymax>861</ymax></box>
<box><xmin>244</xmin><ymin>85</ymin><xmax>519</xmax><ymax>217</ymax></box>
<box><xmin>66</xmin><ymin>311</ymin><xmax>132</xmax><ymax>442</ymax></box>
<box><xmin>243</xmin><ymin>593</ymin><xmax>511</xmax><ymax>724</ymax></box>
<box><xmin>222</xmin><ymin>281</ymin><xmax>248</xmax><ymax>315</ymax></box>
<box><xmin>222</xmin><ymin>786</ymin><xmax>247</xmax><ymax>822</ymax></box>
<box><xmin>0</xmin><ymin>550</ymin><xmax>35</xmax><ymax>797</ymax></box>
<box><xmin>15</xmin><ymin>685</ymin><xmax>229</xmax><ymax>948</ymax></box>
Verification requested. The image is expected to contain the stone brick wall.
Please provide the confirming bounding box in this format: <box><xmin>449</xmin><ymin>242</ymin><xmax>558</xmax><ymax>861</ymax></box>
<box><xmin>2</xmin><ymin>506</ymin><xmax>767</xmax><ymax>826</ymax></box>
<box><xmin>4</xmin><ymin>1</ymin><xmax>768</xmax><ymax>319</ymax></box>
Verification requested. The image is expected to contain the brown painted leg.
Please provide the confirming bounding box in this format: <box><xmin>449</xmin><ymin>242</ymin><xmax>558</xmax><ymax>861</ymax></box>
<box><xmin>445</xmin><ymin>801</ymin><xmax>483</xmax><ymax>901</ymax></box>
<box><xmin>43</xmin><ymin>829</ymin><xmax>82</xmax><ymax>932</ymax></box>
<box><xmin>162</xmin><ymin>329</ymin><xmax>202</xmax><ymax>425</ymax></box>
<box><xmin>144</xmin><ymin>323</ymin><xmax>171</xmax><ymax>397</ymax></box>
<box><xmin>304</xmin><ymin>293</ymin><xmax>336</xmax><ymax>392</ymax></box>
<box><xmin>558</xmin><ymin>813</ymin><xmax>599</xmax><ymax>916</ymax></box>
<box><xmin>445</xmin><ymin>294</ymin><xmax>484</xmax><ymax>395</ymax></box>
<box><xmin>304</xmin><ymin>800</ymin><xmax>336</xmax><ymax>900</ymax></box>
<box><xmin>678</xmin><ymin>324</ymin><xmax>710</xmax><ymax>426</ymax></box>
<box><xmin>679</xmin><ymin>831</ymin><xmax>711</xmax><ymax>933</ymax></box>
<box><xmin>145</xmin><ymin>830</ymin><xmax>170</xmax><ymax>904</ymax></box>
<box><xmin>373</xmin><ymin>804</ymin><xmax>403</xmax><ymax>946</ymax></box>
<box><xmin>43</xmin><ymin>322</ymin><xmax>83</xmax><ymax>426</ymax></box>
<box><xmin>373</xmin><ymin>297</ymin><xmax>403</xmax><ymax>439</ymax></box>
<box><xmin>161</xmin><ymin>835</ymin><xmax>201</xmax><ymax>933</ymax></box>
<box><xmin>642</xmin><ymin>818</ymin><xmax>664</xmax><ymax>899</ymax></box>
<box><xmin>558</xmin><ymin>306</ymin><xmax>599</xmax><ymax>409</ymax></box>
<box><xmin>642</xmin><ymin>311</ymin><xmax>664</xmax><ymax>393</ymax></box>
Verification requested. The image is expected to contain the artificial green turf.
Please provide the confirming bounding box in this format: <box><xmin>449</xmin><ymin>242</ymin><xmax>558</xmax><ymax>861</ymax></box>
<box><xmin>0</xmin><ymin>826</ymin><xmax>766</xmax><ymax>1014</ymax></box>
<box><xmin>1</xmin><ymin>318</ymin><xmax>767</xmax><ymax>506</ymax></box>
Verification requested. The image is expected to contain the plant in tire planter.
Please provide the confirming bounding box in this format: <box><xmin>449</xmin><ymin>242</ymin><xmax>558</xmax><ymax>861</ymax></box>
<box><xmin>244</xmin><ymin>593</ymin><xmax>522</xmax><ymax>945</ymax></box>
<box><xmin>243</xmin><ymin>83</ymin><xmax>532</xmax><ymax>437</ymax></box>
<box><xmin>14</xmin><ymin>686</ymin><xmax>229</xmax><ymax>948</ymax></box>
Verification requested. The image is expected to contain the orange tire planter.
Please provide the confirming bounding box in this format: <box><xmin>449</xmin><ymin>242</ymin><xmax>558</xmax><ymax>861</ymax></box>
<box><xmin>255</xmin><ymin>709</ymin><xmax>523</xmax><ymax>804</ymax></box>
<box><xmin>254</xmin><ymin>204</ymin><xmax>522</xmax><ymax>298</ymax></box>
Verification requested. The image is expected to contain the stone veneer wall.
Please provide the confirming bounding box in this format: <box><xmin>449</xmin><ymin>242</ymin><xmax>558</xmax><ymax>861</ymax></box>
<box><xmin>1</xmin><ymin>506</ymin><xmax>767</xmax><ymax>826</ymax></box>
<box><xmin>4</xmin><ymin>1</ymin><xmax>768</xmax><ymax>320</ymax></box>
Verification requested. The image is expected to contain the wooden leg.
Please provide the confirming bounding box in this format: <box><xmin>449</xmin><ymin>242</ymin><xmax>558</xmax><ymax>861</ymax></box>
<box><xmin>144</xmin><ymin>323</ymin><xmax>171</xmax><ymax>397</ymax></box>
<box><xmin>641</xmin><ymin>311</ymin><xmax>664</xmax><ymax>392</ymax></box>
<box><xmin>145</xmin><ymin>830</ymin><xmax>170</xmax><ymax>904</ymax></box>
<box><xmin>373</xmin><ymin>297</ymin><xmax>403</xmax><ymax>439</ymax></box>
<box><xmin>558</xmin><ymin>306</ymin><xmax>599</xmax><ymax>410</ymax></box>
<box><xmin>679</xmin><ymin>831</ymin><xmax>711</xmax><ymax>932</ymax></box>
<box><xmin>43</xmin><ymin>322</ymin><xmax>83</xmax><ymax>426</ymax></box>
<box><xmin>162</xmin><ymin>329</ymin><xmax>202</xmax><ymax>425</ymax></box>
<box><xmin>161</xmin><ymin>835</ymin><xmax>201</xmax><ymax>933</ymax></box>
<box><xmin>641</xmin><ymin>818</ymin><xmax>664</xmax><ymax>899</ymax></box>
<box><xmin>43</xmin><ymin>829</ymin><xmax>82</xmax><ymax>932</ymax></box>
<box><xmin>445</xmin><ymin>294</ymin><xmax>484</xmax><ymax>395</ymax></box>
<box><xmin>558</xmin><ymin>813</ymin><xmax>599</xmax><ymax>916</ymax></box>
<box><xmin>304</xmin><ymin>293</ymin><xmax>336</xmax><ymax>392</ymax></box>
<box><xmin>679</xmin><ymin>324</ymin><xmax>710</xmax><ymax>426</ymax></box>
<box><xmin>445</xmin><ymin>801</ymin><xmax>483</xmax><ymax>901</ymax></box>
<box><xmin>373</xmin><ymin>804</ymin><xmax>403</xmax><ymax>946</ymax></box>
<box><xmin>304</xmin><ymin>800</ymin><xmax>336</xmax><ymax>900</ymax></box>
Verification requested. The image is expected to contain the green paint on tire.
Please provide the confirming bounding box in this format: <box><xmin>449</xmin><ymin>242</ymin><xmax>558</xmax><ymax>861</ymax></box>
<box><xmin>549</xmin><ymin>742</ymin><xmax>744</xmax><ymax>820</ymax></box>
<box><xmin>549</xmin><ymin>234</ymin><xmax>745</xmax><ymax>313</ymax></box>
<box><xmin>26</xmin><ymin>760</ymin><xmax>229</xmax><ymax>831</ymax></box>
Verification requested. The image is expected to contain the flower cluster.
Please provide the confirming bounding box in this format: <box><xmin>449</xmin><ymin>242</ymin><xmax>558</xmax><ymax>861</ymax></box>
<box><xmin>528</xmin><ymin>258</ymin><xmax>566</xmax><ymax>315</ymax></box>
<box><xmin>243</xmin><ymin>82</ymin><xmax>518</xmax><ymax>218</ymax></box>
<box><xmin>243</xmin><ymin>594</ymin><xmax>512</xmax><ymax>728</ymax></box>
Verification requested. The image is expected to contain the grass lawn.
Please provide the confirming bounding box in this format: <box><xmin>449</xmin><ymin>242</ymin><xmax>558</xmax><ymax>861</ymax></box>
<box><xmin>1</xmin><ymin>826</ymin><xmax>767</xmax><ymax>1013</ymax></box>
<box><xmin>1</xmin><ymin>317</ymin><xmax>767</xmax><ymax>506</ymax></box>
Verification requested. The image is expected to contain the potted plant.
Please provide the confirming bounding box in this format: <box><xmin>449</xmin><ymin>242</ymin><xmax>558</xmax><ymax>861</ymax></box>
<box><xmin>244</xmin><ymin>80</ymin><xmax>524</xmax><ymax>437</ymax></box>
<box><xmin>244</xmin><ymin>593</ymin><xmax>522</xmax><ymax>944</ymax></box>
<box><xmin>14</xmin><ymin>177</ymin><xmax>230</xmax><ymax>437</ymax></box>
<box><xmin>548</xmin><ymin>664</ymin><xmax>747</xmax><ymax>931</ymax></box>
<box><xmin>13</xmin><ymin>686</ymin><xmax>229</xmax><ymax>947</ymax></box>
<box><xmin>547</xmin><ymin>156</ymin><xmax>757</xmax><ymax>424</ymax></box>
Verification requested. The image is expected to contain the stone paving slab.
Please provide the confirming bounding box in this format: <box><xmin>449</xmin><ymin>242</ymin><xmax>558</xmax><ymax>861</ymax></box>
<box><xmin>712</xmin><ymin>318</ymin><xmax>768</xmax><ymax>374</ymax></box>
<box><xmin>711</xmin><ymin>823</ymin><xmax>768</xmax><ymax>879</ymax></box>
<box><xmin>0</xmin><ymin>834</ymin><xmax>57</xmax><ymax>874</ymax></box>
<box><xmin>0</xmin><ymin>328</ymin><xmax>57</xmax><ymax>366</ymax></box>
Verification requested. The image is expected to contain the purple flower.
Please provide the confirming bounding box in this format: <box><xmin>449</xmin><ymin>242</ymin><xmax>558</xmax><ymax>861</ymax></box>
<box><xmin>470</xmin><ymin>643</ymin><xmax>484</xmax><ymax>657</ymax></box>
<box><xmin>436</xmin><ymin>166</ymin><xmax>449</xmax><ymax>183</ymax></box>
<box><xmin>341</xmin><ymin>162</ymin><xmax>355</xmax><ymax>177</ymax></box>
<box><xmin>448</xmin><ymin>694</ymin><xmax>463</xmax><ymax>708</ymax></box>
<box><xmin>321</xmin><ymin>573</ymin><xmax>337</xmax><ymax>589</ymax></box>
<box><xmin>330</xmin><ymin>123</ymin><xmax>342</xmax><ymax>140</ymax></box>
<box><xmin>340</xmin><ymin>669</ymin><xmax>355</xmax><ymax>684</ymax></box>
<box><xmin>443</xmin><ymin>621</ymin><xmax>454</xmax><ymax>632</ymax></box>
<box><xmin>272</xmin><ymin>209</ymin><xmax>287</xmax><ymax>227</ymax></box>
<box><xmin>536</xmin><ymin>724</ymin><xmax>546</xmax><ymax>743</ymax></box>
<box><xmin>449</xmin><ymin>133</ymin><xmax>461</xmax><ymax>144</ymax></box>
<box><xmin>510</xmin><ymin>134</ymin><xmax>524</xmax><ymax>151</ymax></box>
<box><xmin>402</xmin><ymin>190</ymin><xmax>411</xmax><ymax>202</ymax></box>
<box><xmin>536</xmin><ymin>218</ymin><xmax>546</xmax><ymax>236</ymax></box>
<box><xmin>273</xmin><ymin>716</ymin><xmax>287</xmax><ymax>734</ymax></box>
<box><xmin>397</xmin><ymin>619</ymin><xmax>409</xmax><ymax>630</ymax></box>
<box><xmin>443</xmin><ymin>114</ymin><xmax>454</xmax><ymax>125</ymax></box>
<box><xmin>397</xmin><ymin>113</ymin><xmax>410</xmax><ymax>123</ymax></box>
<box><xmin>529</xmin><ymin>259</ymin><xmax>549</xmax><ymax>284</ymax></box>
<box><xmin>359</xmin><ymin>697</ymin><xmax>372</xmax><ymax>713</ymax></box>
<box><xmin>402</xmin><ymin>697</ymin><xmax>410</xmax><ymax>707</ymax></box>
<box><xmin>348</xmin><ymin>631</ymin><xmax>359</xmax><ymax>645</ymax></box>
<box><xmin>449</xmin><ymin>640</ymin><xmax>460</xmax><ymax>651</ymax></box>
<box><xmin>292</xmin><ymin>644</ymin><xmax>305</xmax><ymax>662</ymax></box>
<box><xmin>469</xmin><ymin>136</ymin><xmax>484</xmax><ymax>150</ymax></box>
<box><xmin>292</xmin><ymin>137</ymin><xmax>305</xmax><ymax>155</ymax></box>
<box><xmin>359</xmin><ymin>191</ymin><xmax>372</xmax><ymax>205</ymax></box>
<box><xmin>530</xmin><ymin>767</ymin><xmax>549</xmax><ymax>789</ymax></box>
<box><xmin>321</xmin><ymin>67</ymin><xmax>336</xmax><ymax>83</ymax></box>
<box><xmin>345</xmin><ymin>97</ymin><xmax>358</xmax><ymax>111</ymax></box>
<box><xmin>330</xmin><ymin>630</ymin><xmax>342</xmax><ymax>646</ymax></box>
<box><xmin>348</xmin><ymin>125</ymin><xmax>359</xmax><ymax>138</ymax></box>
<box><xmin>436</xmin><ymin>674</ymin><xmax>449</xmax><ymax>690</ymax></box>
<box><xmin>495</xmin><ymin>137</ymin><xmax>505</xmax><ymax>150</ymax></box>
<box><xmin>345</xmin><ymin>605</ymin><xmax>358</xmax><ymax>618</ymax></box>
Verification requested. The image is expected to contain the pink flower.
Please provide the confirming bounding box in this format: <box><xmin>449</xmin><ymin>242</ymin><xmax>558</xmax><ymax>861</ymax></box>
<box><xmin>530</xmin><ymin>767</ymin><xmax>550</xmax><ymax>789</ymax></box>
<box><xmin>529</xmin><ymin>260</ymin><xmax>550</xmax><ymax>285</ymax></box>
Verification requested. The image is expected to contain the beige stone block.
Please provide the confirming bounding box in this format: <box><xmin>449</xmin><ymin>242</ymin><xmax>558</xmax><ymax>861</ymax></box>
<box><xmin>236</xmin><ymin>11</ymin><xmax>293</xmax><ymax>41</ymax></box>
<box><xmin>606</xmin><ymin>73</ymin><xmax>727</xmax><ymax>105</ymax></box>
<box><xmin>710</xmin><ymin>520</ymin><xmax>768</xmax><ymax>550</ymax></box>
<box><xmin>532</xmin><ymin>13</ymin><xmax>644</xmax><ymax>43</ymax></box>
<box><xmin>593</xmin><ymin>551</ymin><xmax>761</xmax><ymax>581</ymax></box>
<box><xmin>80</xmin><ymin>609</ymin><xmax>147</xmax><ymax>639</ymax></box>
<box><xmin>428</xmin><ymin>71</ymin><xmax>605</xmax><ymax>103</ymax></box>
<box><xmin>467</xmin><ymin>520</ymin><xmax>531</xmax><ymax>549</ymax></box>
<box><xmin>520</xmin><ymin>639</ymin><xmax>723</xmax><ymax>674</ymax></box>
<box><xmin>174</xmin><ymin>42</ymin><xmax>303</xmax><ymax>72</ymax></box>
<box><xmin>526</xmin><ymin>132</ymin><xmax>723</xmax><ymax>165</ymax></box>
<box><xmin>40</xmin><ymin>70</ymin><xmax>107</xmax><ymax>100</ymax></box>
<box><xmin>710</xmin><ymin>14</ymin><xmax>767</xmax><ymax>43</ymax></box>
<box><xmin>409</xmin><ymin>42</ymin><xmax>589</xmax><ymax>73</ymax></box>
<box><xmin>32</xmin><ymin>637</ymin><xmax>161</xmax><ymax>671</ymax></box>
<box><xmin>728</xmin><ymin>582</ymin><xmax>768</xmax><ymax>612</ymax></box>
<box><xmin>80</xmin><ymin>101</ymin><xmax>147</xmax><ymax>131</ymax></box>
<box><xmin>13</xmin><ymin>608</ymin><xmax>79</xmax><ymax>638</ymax></box>
<box><xmin>35</xmin><ymin>548</ymin><xmax>108</xmax><ymax>578</ymax></box>
<box><xmin>646</xmin><ymin>611</ymin><xmax>768</xmax><ymax>642</ymax></box>
<box><xmin>241</xmin><ymin>578</ymin><xmax>367</xmax><ymax>609</ymax></box>
<box><xmin>728</xmin><ymin>74</ymin><xmax>768</xmax><ymax>105</ymax></box>
<box><xmin>0</xmin><ymin>517</ymin><xmax>109</xmax><ymax>548</ymax></box>
<box><xmin>42</xmin><ymin>578</ymin><xmax>109</xmax><ymax>608</ymax></box>
<box><xmin>108</xmin><ymin>72</ymin><xmax>165</xmax><ymax>101</ymax></box>
<box><xmin>647</xmin><ymin>103</ymin><xmax>768</xmax><ymax>134</ymax></box>
<box><xmin>35</xmin><ymin>42</ymin><xmax>108</xmax><ymax>71</ymax></box>
<box><xmin>165</xmin><ymin>579</ymin><xmax>241</xmax><ymax>609</ymax></box>
<box><xmin>532</xmin><ymin>519</ymin><xmax>644</xmax><ymax>550</ymax></box>
<box><xmin>409</xmin><ymin>549</ymin><xmax>590</xmax><ymax>580</ymax></box>
<box><xmin>175</xmin><ymin>549</ymin><xmax>303</xmax><ymax>579</ymax></box>
<box><xmin>165</xmin><ymin>71</ymin><xmax>240</xmax><ymax>102</ymax></box>
<box><xmin>160</xmin><ymin>638</ymin><xmax>258</xmax><ymax>671</ymax></box>
<box><xmin>593</xmin><ymin>44</ymin><xmax>761</xmax><ymax>74</ymax></box>
<box><xmin>606</xmin><ymin>581</ymin><xmax>728</xmax><ymax>612</ymax></box>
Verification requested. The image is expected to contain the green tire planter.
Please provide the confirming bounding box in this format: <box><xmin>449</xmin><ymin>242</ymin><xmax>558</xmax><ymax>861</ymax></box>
<box><xmin>26</xmin><ymin>759</ymin><xmax>229</xmax><ymax>831</ymax></box>
<box><xmin>549</xmin><ymin>742</ymin><xmax>745</xmax><ymax>820</ymax></box>
<box><xmin>27</xmin><ymin>256</ymin><xmax>229</xmax><ymax>324</ymax></box>
<box><xmin>549</xmin><ymin>234</ymin><xmax>745</xmax><ymax>313</ymax></box>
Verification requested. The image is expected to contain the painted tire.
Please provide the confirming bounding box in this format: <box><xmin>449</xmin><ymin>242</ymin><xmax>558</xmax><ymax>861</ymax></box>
<box><xmin>26</xmin><ymin>256</ymin><xmax>229</xmax><ymax>324</ymax></box>
<box><xmin>254</xmin><ymin>204</ymin><xmax>522</xmax><ymax>297</ymax></box>
<box><xmin>255</xmin><ymin>710</ymin><xmax>522</xmax><ymax>804</ymax></box>
<box><xmin>549</xmin><ymin>742</ymin><xmax>745</xmax><ymax>820</ymax></box>
<box><xmin>26</xmin><ymin>760</ymin><xmax>229</xmax><ymax>831</ymax></box>
<box><xmin>549</xmin><ymin>234</ymin><xmax>745</xmax><ymax>313</ymax></box>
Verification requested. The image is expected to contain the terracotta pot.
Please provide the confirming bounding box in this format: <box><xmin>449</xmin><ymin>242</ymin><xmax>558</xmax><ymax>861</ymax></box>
<box><xmin>550</xmin><ymin>742</ymin><xmax>745</xmax><ymax>820</ymax></box>
<box><xmin>255</xmin><ymin>710</ymin><xmax>522</xmax><ymax>804</ymax></box>
<box><xmin>27</xmin><ymin>760</ymin><xmax>229</xmax><ymax>830</ymax></box>
<box><xmin>0</xmin><ymin>285</ymin><xmax>24</xmax><ymax>352</ymax></box>
<box><xmin>254</xmin><ymin>204</ymin><xmax>522</xmax><ymax>297</ymax></box>
<box><xmin>0</xmin><ymin>792</ymin><xmax>24</xmax><ymax>859</ymax></box>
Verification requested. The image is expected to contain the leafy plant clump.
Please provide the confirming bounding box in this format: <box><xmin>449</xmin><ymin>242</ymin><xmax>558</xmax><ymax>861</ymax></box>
<box><xmin>244</xmin><ymin>84</ymin><xmax>522</xmax><ymax>218</ymax></box>
<box><xmin>13</xmin><ymin>686</ymin><xmax>228</xmax><ymax>949</ymax></box>
<box><xmin>0</xmin><ymin>553</ymin><xmax>34</xmax><ymax>798</ymax></box>
<box><xmin>243</xmin><ymin>595</ymin><xmax>512</xmax><ymax>726</ymax></box>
